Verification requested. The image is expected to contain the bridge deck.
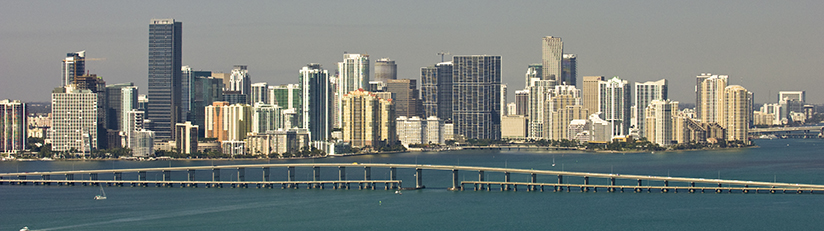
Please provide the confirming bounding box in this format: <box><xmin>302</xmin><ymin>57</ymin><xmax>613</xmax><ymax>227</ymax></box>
<box><xmin>3</xmin><ymin>163</ymin><xmax>823</xmax><ymax>192</ymax></box>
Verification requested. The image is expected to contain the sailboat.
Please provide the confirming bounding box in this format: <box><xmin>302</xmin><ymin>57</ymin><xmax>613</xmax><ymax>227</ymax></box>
<box><xmin>94</xmin><ymin>185</ymin><xmax>107</xmax><ymax>200</ymax></box>
<box><xmin>552</xmin><ymin>156</ymin><xmax>556</xmax><ymax>167</ymax></box>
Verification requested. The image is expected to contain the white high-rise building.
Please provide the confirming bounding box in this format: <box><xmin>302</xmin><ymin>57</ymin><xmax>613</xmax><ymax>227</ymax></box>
<box><xmin>725</xmin><ymin>85</ymin><xmax>750</xmax><ymax>142</ymax></box>
<box><xmin>229</xmin><ymin>65</ymin><xmax>251</xmax><ymax>102</ymax></box>
<box><xmin>122</xmin><ymin>109</ymin><xmax>145</xmax><ymax>149</ymax></box>
<box><xmin>644</xmin><ymin>99</ymin><xmax>675</xmax><ymax>147</ymax></box>
<box><xmin>51</xmin><ymin>88</ymin><xmax>98</xmax><ymax>153</ymax></box>
<box><xmin>528</xmin><ymin>80</ymin><xmax>554</xmax><ymax>139</ymax></box>
<box><xmin>336</xmin><ymin>53</ymin><xmax>370</xmax><ymax>128</ymax></box>
<box><xmin>396</xmin><ymin>116</ymin><xmax>424</xmax><ymax>147</ymax></box>
<box><xmin>698</xmin><ymin>74</ymin><xmax>728</xmax><ymax>126</ymax></box>
<box><xmin>425</xmin><ymin>116</ymin><xmax>444</xmax><ymax>145</ymax></box>
<box><xmin>633</xmin><ymin>79</ymin><xmax>668</xmax><ymax>138</ymax></box>
<box><xmin>599</xmin><ymin>77</ymin><xmax>631</xmax><ymax>138</ymax></box>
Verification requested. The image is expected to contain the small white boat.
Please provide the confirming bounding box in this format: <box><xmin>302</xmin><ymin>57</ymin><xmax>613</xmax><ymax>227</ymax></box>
<box><xmin>94</xmin><ymin>185</ymin><xmax>107</xmax><ymax>200</ymax></box>
<box><xmin>20</xmin><ymin>227</ymin><xmax>29</xmax><ymax>231</ymax></box>
<box><xmin>395</xmin><ymin>190</ymin><xmax>402</xmax><ymax>195</ymax></box>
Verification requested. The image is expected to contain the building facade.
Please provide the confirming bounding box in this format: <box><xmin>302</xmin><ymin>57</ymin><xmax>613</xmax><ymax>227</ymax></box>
<box><xmin>633</xmin><ymin>79</ymin><xmax>668</xmax><ymax>138</ymax></box>
<box><xmin>420</xmin><ymin>62</ymin><xmax>453</xmax><ymax>120</ymax></box>
<box><xmin>336</xmin><ymin>53</ymin><xmax>370</xmax><ymax>128</ymax></box>
<box><xmin>542</xmin><ymin>36</ymin><xmax>563</xmax><ymax>84</ymax></box>
<box><xmin>599</xmin><ymin>77</ymin><xmax>631</xmax><ymax>138</ymax></box>
<box><xmin>147</xmin><ymin>19</ymin><xmax>182</xmax><ymax>140</ymax></box>
<box><xmin>0</xmin><ymin>100</ymin><xmax>26</xmax><ymax>153</ymax></box>
<box><xmin>452</xmin><ymin>55</ymin><xmax>501</xmax><ymax>140</ymax></box>
<box><xmin>300</xmin><ymin>63</ymin><xmax>331</xmax><ymax>141</ymax></box>
<box><xmin>374</xmin><ymin>58</ymin><xmax>397</xmax><ymax>83</ymax></box>
<box><xmin>341</xmin><ymin>89</ymin><xmax>395</xmax><ymax>148</ymax></box>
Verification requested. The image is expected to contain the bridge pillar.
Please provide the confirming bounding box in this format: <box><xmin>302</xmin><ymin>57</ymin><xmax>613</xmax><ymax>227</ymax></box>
<box><xmin>18</xmin><ymin>175</ymin><xmax>26</xmax><ymax>185</ymax></box>
<box><xmin>114</xmin><ymin>172</ymin><xmax>122</xmax><ymax>181</ymax></box>
<box><xmin>662</xmin><ymin>180</ymin><xmax>669</xmax><ymax>193</ymax></box>
<box><xmin>415</xmin><ymin>168</ymin><xmax>423</xmax><ymax>189</ymax></box>
<box><xmin>530</xmin><ymin>173</ymin><xmax>537</xmax><ymax>191</ymax></box>
<box><xmin>162</xmin><ymin>170</ymin><xmax>170</xmax><ymax>181</ymax></box>
<box><xmin>339</xmin><ymin>166</ymin><xmax>346</xmax><ymax>189</ymax></box>
<box><xmin>503</xmin><ymin>172</ymin><xmax>510</xmax><ymax>191</ymax></box>
<box><xmin>365</xmin><ymin>167</ymin><xmax>373</xmax><ymax>190</ymax></box>
<box><xmin>42</xmin><ymin>174</ymin><xmax>50</xmax><ymax>185</ymax></box>
<box><xmin>137</xmin><ymin>171</ymin><xmax>146</xmax><ymax>181</ymax></box>
<box><xmin>237</xmin><ymin>168</ymin><xmax>245</xmax><ymax>182</ymax></box>
<box><xmin>583</xmin><ymin>176</ymin><xmax>589</xmax><ymax>192</ymax></box>
<box><xmin>637</xmin><ymin>179</ymin><xmax>642</xmax><ymax>186</ymax></box>
<box><xmin>478</xmin><ymin>170</ymin><xmax>485</xmax><ymax>191</ymax></box>
<box><xmin>188</xmin><ymin>169</ymin><xmax>195</xmax><ymax>181</ymax></box>
<box><xmin>389</xmin><ymin>167</ymin><xmax>397</xmax><ymax>189</ymax></box>
<box><xmin>313</xmin><ymin>166</ymin><xmax>320</xmax><ymax>188</ymax></box>
<box><xmin>212</xmin><ymin>168</ymin><xmax>220</xmax><ymax>181</ymax></box>
<box><xmin>263</xmin><ymin>167</ymin><xmax>270</xmax><ymax>181</ymax></box>
<box><xmin>452</xmin><ymin>169</ymin><xmax>459</xmax><ymax>190</ymax></box>
<box><xmin>557</xmin><ymin>175</ymin><xmax>563</xmax><ymax>192</ymax></box>
<box><xmin>609</xmin><ymin>178</ymin><xmax>615</xmax><ymax>192</ymax></box>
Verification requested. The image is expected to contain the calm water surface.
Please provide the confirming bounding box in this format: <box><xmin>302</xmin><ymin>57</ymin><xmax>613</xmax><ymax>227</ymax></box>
<box><xmin>2</xmin><ymin>139</ymin><xmax>824</xmax><ymax>230</ymax></box>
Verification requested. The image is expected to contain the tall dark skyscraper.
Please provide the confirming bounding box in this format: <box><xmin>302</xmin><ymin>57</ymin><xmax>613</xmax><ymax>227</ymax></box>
<box><xmin>421</xmin><ymin>62</ymin><xmax>453</xmax><ymax>120</ymax></box>
<box><xmin>148</xmin><ymin>18</ymin><xmax>182</xmax><ymax>140</ymax></box>
<box><xmin>561</xmin><ymin>53</ymin><xmax>576</xmax><ymax>86</ymax></box>
<box><xmin>452</xmin><ymin>55</ymin><xmax>501</xmax><ymax>140</ymax></box>
<box><xmin>386</xmin><ymin>79</ymin><xmax>422</xmax><ymax>120</ymax></box>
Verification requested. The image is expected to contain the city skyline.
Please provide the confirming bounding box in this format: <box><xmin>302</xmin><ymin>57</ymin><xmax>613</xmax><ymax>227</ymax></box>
<box><xmin>1</xmin><ymin>1</ymin><xmax>822</xmax><ymax>104</ymax></box>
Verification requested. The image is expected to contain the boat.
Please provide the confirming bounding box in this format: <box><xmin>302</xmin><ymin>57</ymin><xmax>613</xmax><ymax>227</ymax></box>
<box><xmin>20</xmin><ymin>227</ymin><xmax>29</xmax><ymax>231</ymax></box>
<box><xmin>552</xmin><ymin>156</ymin><xmax>556</xmax><ymax>167</ymax></box>
<box><xmin>94</xmin><ymin>185</ymin><xmax>107</xmax><ymax>200</ymax></box>
<box><xmin>395</xmin><ymin>190</ymin><xmax>402</xmax><ymax>195</ymax></box>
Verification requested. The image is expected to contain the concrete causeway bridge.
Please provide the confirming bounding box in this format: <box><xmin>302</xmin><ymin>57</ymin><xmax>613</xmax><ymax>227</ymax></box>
<box><xmin>2</xmin><ymin>163</ymin><xmax>823</xmax><ymax>194</ymax></box>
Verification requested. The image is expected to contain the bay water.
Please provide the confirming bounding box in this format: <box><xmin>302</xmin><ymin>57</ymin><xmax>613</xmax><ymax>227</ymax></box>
<box><xmin>2</xmin><ymin>139</ymin><xmax>824</xmax><ymax>230</ymax></box>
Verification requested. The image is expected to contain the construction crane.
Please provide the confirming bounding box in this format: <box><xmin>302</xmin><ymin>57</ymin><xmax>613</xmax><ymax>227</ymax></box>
<box><xmin>437</xmin><ymin>51</ymin><xmax>450</xmax><ymax>62</ymax></box>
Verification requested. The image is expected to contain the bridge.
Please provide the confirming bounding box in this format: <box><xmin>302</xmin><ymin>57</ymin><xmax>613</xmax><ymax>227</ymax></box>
<box><xmin>749</xmin><ymin>126</ymin><xmax>824</xmax><ymax>139</ymax></box>
<box><xmin>2</xmin><ymin>163</ymin><xmax>823</xmax><ymax>194</ymax></box>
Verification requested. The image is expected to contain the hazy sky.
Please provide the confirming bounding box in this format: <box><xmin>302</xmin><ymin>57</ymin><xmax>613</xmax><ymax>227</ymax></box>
<box><xmin>2</xmin><ymin>0</ymin><xmax>822</xmax><ymax>104</ymax></box>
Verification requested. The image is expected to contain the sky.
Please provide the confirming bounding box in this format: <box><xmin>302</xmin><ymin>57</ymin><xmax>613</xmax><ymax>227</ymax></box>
<box><xmin>2</xmin><ymin>0</ymin><xmax>823</xmax><ymax>104</ymax></box>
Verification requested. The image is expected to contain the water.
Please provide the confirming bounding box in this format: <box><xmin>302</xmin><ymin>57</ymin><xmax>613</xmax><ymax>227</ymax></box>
<box><xmin>2</xmin><ymin>139</ymin><xmax>824</xmax><ymax>230</ymax></box>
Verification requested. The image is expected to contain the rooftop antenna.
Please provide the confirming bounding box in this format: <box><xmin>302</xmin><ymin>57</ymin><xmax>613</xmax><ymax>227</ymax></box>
<box><xmin>437</xmin><ymin>51</ymin><xmax>450</xmax><ymax>62</ymax></box>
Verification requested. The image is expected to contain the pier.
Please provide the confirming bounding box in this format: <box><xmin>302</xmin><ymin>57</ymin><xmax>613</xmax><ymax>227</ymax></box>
<box><xmin>2</xmin><ymin>163</ymin><xmax>823</xmax><ymax>194</ymax></box>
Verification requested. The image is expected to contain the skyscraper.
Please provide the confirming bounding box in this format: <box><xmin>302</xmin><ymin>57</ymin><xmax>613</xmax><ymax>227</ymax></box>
<box><xmin>452</xmin><ymin>55</ymin><xmax>501</xmax><ymax>140</ymax></box>
<box><xmin>250</xmin><ymin>82</ymin><xmax>269</xmax><ymax>104</ymax></box>
<box><xmin>524</xmin><ymin>64</ymin><xmax>542</xmax><ymax>88</ymax></box>
<box><xmin>420</xmin><ymin>61</ymin><xmax>453</xmax><ymax>120</ymax></box>
<box><xmin>633</xmin><ymin>79</ymin><xmax>668</xmax><ymax>137</ymax></box>
<box><xmin>147</xmin><ymin>18</ymin><xmax>182</xmax><ymax>140</ymax></box>
<box><xmin>542</xmin><ymin>36</ymin><xmax>563</xmax><ymax>84</ymax></box>
<box><xmin>0</xmin><ymin>99</ymin><xmax>26</xmax><ymax>153</ymax></box>
<box><xmin>336</xmin><ymin>53</ymin><xmax>370</xmax><ymax>128</ymax></box>
<box><xmin>181</xmin><ymin>66</ymin><xmax>211</xmax><ymax>122</ymax></box>
<box><xmin>51</xmin><ymin>87</ymin><xmax>98</xmax><ymax>153</ymax></box>
<box><xmin>341</xmin><ymin>89</ymin><xmax>394</xmax><ymax>148</ymax></box>
<box><xmin>62</xmin><ymin>51</ymin><xmax>85</xmax><ymax>87</ymax></box>
<box><xmin>694</xmin><ymin>73</ymin><xmax>712</xmax><ymax>119</ymax></box>
<box><xmin>725</xmin><ymin>85</ymin><xmax>750</xmax><ymax>142</ymax></box>
<box><xmin>582</xmin><ymin>76</ymin><xmax>604</xmax><ymax>117</ymax></box>
<box><xmin>561</xmin><ymin>54</ymin><xmax>577</xmax><ymax>86</ymax></box>
<box><xmin>515</xmin><ymin>89</ymin><xmax>529</xmax><ymax>116</ymax></box>
<box><xmin>599</xmin><ymin>77</ymin><xmax>631</xmax><ymax>138</ymax></box>
<box><xmin>528</xmin><ymin>80</ymin><xmax>554</xmax><ymax>139</ymax></box>
<box><xmin>386</xmin><ymin>79</ymin><xmax>422</xmax><ymax>119</ymax></box>
<box><xmin>374</xmin><ymin>58</ymin><xmax>397</xmax><ymax>83</ymax></box>
<box><xmin>300</xmin><ymin>63</ymin><xmax>331</xmax><ymax>142</ymax></box>
<box><xmin>698</xmin><ymin>74</ymin><xmax>728</xmax><ymax>126</ymax></box>
<box><xmin>644</xmin><ymin>99</ymin><xmax>675</xmax><ymax>147</ymax></box>
<box><xmin>229</xmin><ymin>65</ymin><xmax>251</xmax><ymax>102</ymax></box>
<box><xmin>191</xmin><ymin>75</ymin><xmax>222</xmax><ymax>137</ymax></box>
<box><xmin>119</xmin><ymin>86</ymin><xmax>138</xmax><ymax>132</ymax></box>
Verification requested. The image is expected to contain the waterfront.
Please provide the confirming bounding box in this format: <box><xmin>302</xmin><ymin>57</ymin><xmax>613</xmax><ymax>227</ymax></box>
<box><xmin>2</xmin><ymin>139</ymin><xmax>824</xmax><ymax>230</ymax></box>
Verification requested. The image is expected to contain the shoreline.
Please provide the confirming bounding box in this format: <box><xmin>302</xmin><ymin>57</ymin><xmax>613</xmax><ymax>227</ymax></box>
<box><xmin>2</xmin><ymin>145</ymin><xmax>759</xmax><ymax>162</ymax></box>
